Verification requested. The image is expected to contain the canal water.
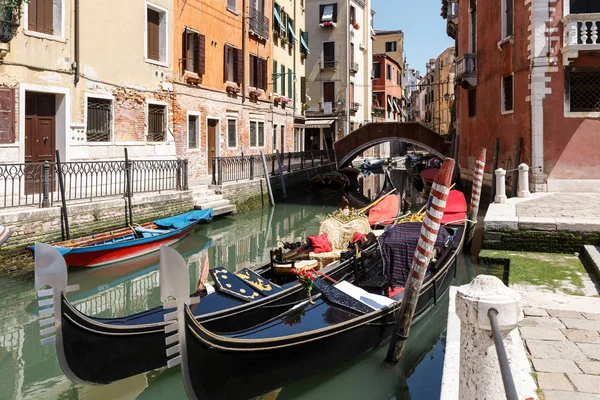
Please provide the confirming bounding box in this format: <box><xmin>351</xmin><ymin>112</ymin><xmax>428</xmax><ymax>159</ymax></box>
<box><xmin>0</xmin><ymin>168</ymin><xmax>481</xmax><ymax>400</ymax></box>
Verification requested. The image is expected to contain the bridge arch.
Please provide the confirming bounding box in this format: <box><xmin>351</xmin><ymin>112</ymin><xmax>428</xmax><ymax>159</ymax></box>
<box><xmin>334</xmin><ymin>122</ymin><xmax>451</xmax><ymax>168</ymax></box>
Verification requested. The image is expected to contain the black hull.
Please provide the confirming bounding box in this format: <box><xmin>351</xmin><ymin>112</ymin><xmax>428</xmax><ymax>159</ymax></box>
<box><xmin>183</xmin><ymin>224</ymin><xmax>465</xmax><ymax>399</ymax></box>
<box><xmin>57</xmin><ymin>252</ymin><xmax>357</xmax><ymax>384</ymax></box>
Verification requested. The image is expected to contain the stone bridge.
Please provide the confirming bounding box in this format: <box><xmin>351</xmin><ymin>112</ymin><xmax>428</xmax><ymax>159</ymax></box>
<box><xmin>334</xmin><ymin>122</ymin><xmax>452</xmax><ymax>167</ymax></box>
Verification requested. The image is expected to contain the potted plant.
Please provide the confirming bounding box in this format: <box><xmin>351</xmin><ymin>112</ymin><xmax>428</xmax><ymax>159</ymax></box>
<box><xmin>0</xmin><ymin>0</ymin><xmax>26</xmax><ymax>43</ymax></box>
<box><xmin>352</xmin><ymin>21</ymin><xmax>360</xmax><ymax>30</ymax></box>
<box><xmin>301</xmin><ymin>103</ymin><xmax>310</xmax><ymax>115</ymax></box>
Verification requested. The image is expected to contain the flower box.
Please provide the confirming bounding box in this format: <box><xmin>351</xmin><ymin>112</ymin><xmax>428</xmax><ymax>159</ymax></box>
<box><xmin>352</xmin><ymin>22</ymin><xmax>360</xmax><ymax>30</ymax></box>
<box><xmin>226</xmin><ymin>85</ymin><xmax>241</xmax><ymax>94</ymax></box>
<box><xmin>319</xmin><ymin>21</ymin><xmax>336</xmax><ymax>28</ymax></box>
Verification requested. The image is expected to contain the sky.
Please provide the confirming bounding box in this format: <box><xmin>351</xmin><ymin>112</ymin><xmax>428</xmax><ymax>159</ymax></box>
<box><xmin>372</xmin><ymin>0</ymin><xmax>454</xmax><ymax>74</ymax></box>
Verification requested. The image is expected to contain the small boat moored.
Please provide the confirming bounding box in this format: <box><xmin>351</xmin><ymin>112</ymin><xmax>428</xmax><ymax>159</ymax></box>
<box><xmin>0</xmin><ymin>225</ymin><xmax>11</xmax><ymax>247</ymax></box>
<box><xmin>361</xmin><ymin>158</ymin><xmax>385</xmax><ymax>170</ymax></box>
<box><xmin>310</xmin><ymin>171</ymin><xmax>350</xmax><ymax>195</ymax></box>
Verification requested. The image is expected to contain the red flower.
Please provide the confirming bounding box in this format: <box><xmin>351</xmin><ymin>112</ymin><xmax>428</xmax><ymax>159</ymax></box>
<box><xmin>291</xmin><ymin>267</ymin><xmax>296</xmax><ymax>274</ymax></box>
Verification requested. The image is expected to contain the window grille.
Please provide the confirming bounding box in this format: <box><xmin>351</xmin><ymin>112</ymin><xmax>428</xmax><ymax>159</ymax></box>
<box><xmin>502</xmin><ymin>75</ymin><xmax>514</xmax><ymax>112</ymax></box>
<box><xmin>148</xmin><ymin>104</ymin><xmax>166</xmax><ymax>141</ymax></box>
<box><xmin>228</xmin><ymin>119</ymin><xmax>237</xmax><ymax>147</ymax></box>
<box><xmin>567</xmin><ymin>69</ymin><xmax>600</xmax><ymax>112</ymax></box>
<box><xmin>87</xmin><ymin>98</ymin><xmax>112</xmax><ymax>142</ymax></box>
<box><xmin>468</xmin><ymin>89</ymin><xmax>477</xmax><ymax>117</ymax></box>
<box><xmin>188</xmin><ymin>115</ymin><xmax>198</xmax><ymax>149</ymax></box>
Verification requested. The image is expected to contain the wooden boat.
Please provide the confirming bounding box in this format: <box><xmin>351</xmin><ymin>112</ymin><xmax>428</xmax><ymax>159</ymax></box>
<box><xmin>0</xmin><ymin>225</ymin><xmax>11</xmax><ymax>246</ymax></box>
<box><xmin>345</xmin><ymin>169</ymin><xmax>396</xmax><ymax>209</ymax></box>
<box><xmin>30</xmin><ymin>209</ymin><xmax>214</xmax><ymax>268</ymax></box>
<box><xmin>174</xmin><ymin>218</ymin><xmax>466</xmax><ymax>399</ymax></box>
<box><xmin>420</xmin><ymin>167</ymin><xmax>439</xmax><ymax>198</ymax></box>
<box><xmin>32</xmin><ymin>235</ymin><xmax>377</xmax><ymax>384</ymax></box>
<box><xmin>310</xmin><ymin>171</ymin><xmax>350</xmax><ymax>195</ymax></box>
<box><xmin>361</xmin><ymin>158</ymin><xmax>385</xmax><ymax>170</ymax></box>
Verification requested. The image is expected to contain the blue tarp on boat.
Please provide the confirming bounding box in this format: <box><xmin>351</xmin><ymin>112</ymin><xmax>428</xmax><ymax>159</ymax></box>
<box><xmin>154</xmin><ymin>209</ymin><xmax>214</xmax><ymax>229</ymax></box>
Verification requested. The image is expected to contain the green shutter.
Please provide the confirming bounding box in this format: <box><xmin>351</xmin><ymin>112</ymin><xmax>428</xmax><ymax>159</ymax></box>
<box><xmin>288</xmin><ymin>68</ymin><xmax>292</xmax><ymax>98</ymax></box>
<box><xmin>273</xmin><ymin>60</ymin><xmax>278</xmax><ymax>93</ymax></box>
<box><xmin>281</xmin><ymin>64</ymin><xmax>285</xmax><ymax>97</ymax></box>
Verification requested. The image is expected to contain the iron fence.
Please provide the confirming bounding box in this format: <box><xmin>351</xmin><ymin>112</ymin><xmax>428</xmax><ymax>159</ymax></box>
<box><xmin>212</xmin><ymin>150</ymin><xmax>334</xmax><ymax>185</ymax></box>
<box><xmin>0</xmin><ymin>158</ymin><xmax>188</xmax><ymax>209</ymax></box>
<box><xmin>249</xmin><ymin>5</ymin><xmax>270</xmax><ymax>40</ymax></box>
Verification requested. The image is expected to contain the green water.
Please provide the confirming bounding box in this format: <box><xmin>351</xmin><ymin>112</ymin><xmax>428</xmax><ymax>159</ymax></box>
<box><xmin>0</xmin><ymin>172</ymin><xmax>479</xmax><ymax>400</ymax></box>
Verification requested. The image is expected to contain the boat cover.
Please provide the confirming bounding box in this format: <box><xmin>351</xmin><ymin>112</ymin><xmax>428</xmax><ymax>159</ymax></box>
<box><xmin>420</xmin><ymin>168</ymin><xmax>439</xmax><ymax>183</ymax></box>
<box><xmin>441</xmin><ymin>190</ymin><xmax>468</xmax><ymax>225</ymax></box>
<box><xmin>154</xmin><ymin>209</ymin><xmax>214</xmax><ymax>229</ymax></box>
<box><xmin>378</xmin><ymin>222</ymin><xmax>449</xmax><ymax>287</ymax></box>
<box><xmin>368</xmin><ymin>194</ymin><xmax>400</xmax><ymax>226</ymax></box>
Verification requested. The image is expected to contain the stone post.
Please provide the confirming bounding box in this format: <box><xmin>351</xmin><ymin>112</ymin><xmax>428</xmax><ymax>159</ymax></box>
<box><xmin>517</xmin><ymin>164</ymin><xmax>530</xmax><ymax>198</ymax></box>
<box><xmin>494</xmin><ymin>168</ymin><xmax>507</xmax><ymax>203</ymax></box>
<box><xmin>456</xmin><ymin>275</ymin><xmax>524</xmax><ymax>400</ymax></box>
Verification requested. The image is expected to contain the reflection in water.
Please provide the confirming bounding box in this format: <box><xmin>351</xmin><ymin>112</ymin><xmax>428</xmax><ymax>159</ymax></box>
<box><xmin>0</xmin><ymin>179</ymin><xmax>479</xmax><ymax>400</ymax></box>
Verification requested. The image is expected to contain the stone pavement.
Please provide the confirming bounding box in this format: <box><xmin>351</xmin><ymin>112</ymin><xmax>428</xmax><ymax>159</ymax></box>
<box><xmin>517</xmin><ymin>193</ymin><xmax>600</xmax><ymax>219</ymax></box>
<box><xmin>520</xmin><ymin>306</ymin><xmax>600</xmax><ymax>399</ymax></box>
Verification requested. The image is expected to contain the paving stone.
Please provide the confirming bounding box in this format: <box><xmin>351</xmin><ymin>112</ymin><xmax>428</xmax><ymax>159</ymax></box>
<box><xmin>577</xmin><ymin>361</ymin><xmax>600</xmax><ymax>375</ymax></box>
<box><xmin>526</xmin><ymin>339</ymin><xmax>588</xmax><ymax>361</ymax></box>
<box><xmin>523</xmin><ymin>307</ymin><xmax>549</xmax><ymax>317</ymax></box>
<box><xmin>562</xmin><ymin>318</ymin><xmax>600</xmax><ymax>331</ymax></box>
<box><xmin>537</xmin><ymin>372</ymin><xmax>575</xmax><ymax>391</ymax></box>
<box><xmin>548</xmin><ymin>309</ymin><xmax>584</xmax><ymax>319</ymax></box>
<box><xmin>532</xmin><ymin>358</ymin><xmax>581</xmax><ymax>373</ymax></box>
<box><xmin>562</xmin><ymin>329</ymin><xmax>600</xmax><ymax>344</ymax></box>
<box><xmin>520</xmin><ymin>316</ymin><xmax>564</xmax><ymax>328</ymax></box>
<box><xmin>578</xmin><ymin>343</ymin><xmax>600</xmax><ymax>361</ymax></box>
<box><xmin>544</xmin><ymin>390</ymin><xmax>600</xmax><ymax>400</ymax></box>
<box><xmin>582</xmin><ymin>313</ymin><xmax>600</xmax><ymax>321</ymax></box>
<box><xmin>568</xmin><ymin>373</ymin><xmax>600</xmax><ymax>394</ymax></box>
<box><xmin>520</xmin><ymin>327</ymin><xmax>567</xmax><ymax>341</ymax></box>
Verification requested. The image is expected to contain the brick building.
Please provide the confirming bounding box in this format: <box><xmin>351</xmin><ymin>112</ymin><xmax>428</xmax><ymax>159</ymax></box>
<box><xmin>372</xmin><ymin>54</ymin><xmax>403</xmax><ymax>122</ymax></box>
<box><xmin>443</xmin><ymin>0</ymin><xmax>600</xmax><ymax>192</ymax></box>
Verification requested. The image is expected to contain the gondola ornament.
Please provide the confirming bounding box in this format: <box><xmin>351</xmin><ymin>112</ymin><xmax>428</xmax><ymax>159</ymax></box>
<box><xmin>33</xmin><ymin>243</ymin><xmax>83</xmax><ymax>383</ymax></box>
<box><xmin>159</xmin><ymin>245</ymin><xmax>199</xmax><ymax>400</ymax></box>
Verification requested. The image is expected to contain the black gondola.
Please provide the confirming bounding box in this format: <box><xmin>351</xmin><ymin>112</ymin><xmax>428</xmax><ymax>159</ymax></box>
<box><xmin>310</xmin><ymin>171</ymin><xmax>350</xmax><ymax>195</ymax></box>
<box><xmin>173</xmin><ymin>221</ymin><xmax>466</xmax><ymax>400</ymax></box>
<box><xmin>33</xmin><ymin>235</ymin><xmax>377</xmax><ymax>385</ymax></box>
<box><xmin>345</xmin><ymin>169</ymin><xmax>396</xmax><ymax>209</ymax></box>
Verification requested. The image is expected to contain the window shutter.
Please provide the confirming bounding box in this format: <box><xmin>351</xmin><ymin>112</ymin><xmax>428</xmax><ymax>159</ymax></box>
<box><xmin>197</xmin><ymin>34</ymin><xmax>206</xmax><ymax>75</ymax></box>
<box><xmin>249</xmin><ymin>55</ymin><xmax>255</xmax><ymax>87</ymax></box>
<box><xmin>28</xmin><ymin>0</ymin><xmax>38</xmax><ymax>32</ymax></box>
<box><xmin>262</xmin><ymin>58</ymin><xmax>267</xmax><ymax>90</ymax></box>
<box><xmin>42</xmin><ymin>0</ymin><xmax>53</xmax><ymax>34</ymax></box>
<box><xmin>301</xmin><ymin>77</ymin><xmax>306</xmax><ymax>102</ymax></box>
<box><xmin>273</xmin><ymin>60</ymin><xmax>278</xmax><ymax>93</ymax></box>
<box><xmin>182</xmin><ymin>29</ymin><xmax>188</xmax><ymax>72</ymax></box>
<box><xmin>236</xmin><ymin>49</ymin><xmax>243</xmax><ymax>84</ymax></box>
<box><xmin>224</xmin><ymin>46</ymin><xmax>229</xmax><ymax>82</ymax></box>
<box><xmin>332</xmin><ymin>4</ymin><xmax>337</xmax><ymax>23</ymax></box>
<box><xmin>147</xmin><ymin>9</ymin><xmax>160</xmax><ymax>60</ymax></box>
<box><xmin>0</xmin><ymin>87</ymin><xmax>15</xmax><ymax>144</ymax></box>
<box><xmin>288</xmin><ymin>68</ymin><xmax>292</xmax><ymax>98</ymax></box>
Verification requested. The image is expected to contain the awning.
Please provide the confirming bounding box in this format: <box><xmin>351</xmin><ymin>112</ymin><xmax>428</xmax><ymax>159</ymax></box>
<box><xmin>300</xmin><ymin>34</ymin><xmax>310</xmax><ymax>54</ymax></box>
<box><xmin>273</xmin><ymin>6</ymin><xmax>284</xmax><ymax>28</ymax></box>
<box><xmin>387</xmin><ymin>95</ymin><xmax>393</xmax><ymax>112</ymax></box>
<box><xmin>305</xmin><ymin>119</ymin><xmax>335</xmax><ymax>129</ymax></box>
<box><xmin>288</xmin><ymin>22</ymin><xmax>297</xmax><ymax>42</ymax></box>
<box><xmin>393</xmin><ymin>98</ymin><xmax>401</xmax><ymax>114</ymax></box>
<box><xmin>322</xmin><ymin>5</ymin><xmax>334</xmax><ymax>21</ymax></box>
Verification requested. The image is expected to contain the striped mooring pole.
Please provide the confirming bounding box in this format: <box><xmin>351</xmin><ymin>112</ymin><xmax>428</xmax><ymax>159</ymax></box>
<box><xmin>386</xmin><ymin>157</ymin><xmax>455</xmax><ymax>363</ymax></box>
<box><xmin>469</xmin><ymin>148</ymin><xmax>487</xmax><ymax>221</ymax></box>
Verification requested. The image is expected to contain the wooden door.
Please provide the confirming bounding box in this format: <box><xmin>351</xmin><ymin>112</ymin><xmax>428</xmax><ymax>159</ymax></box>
<box><xmin>207</xmin><ymin>119</ymin><xmax>217</xmax><ymax>174</ymax></box>
<box><xmin>25</xmin><ymin>92</ymin><xmax>55</xmax><ymax>194</ymax></box>
<box><xmin>280</xmin><ymin>126</ymin><xmax>285</xmax><ymax>153</ymax></box>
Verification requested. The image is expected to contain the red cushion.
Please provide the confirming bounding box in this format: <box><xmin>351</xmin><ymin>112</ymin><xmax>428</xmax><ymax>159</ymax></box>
<box><xmin>309</xmin><ymin>233</ymin><xmax>332</xmax><ymax>254</ymax></box>
<box><xmin>441</xmin><ymin>190</ymin><xmax>468</xmax><ymax>225</ymax></box>
<box><xmin>388</xmin><ymin>287</ymin><xmax>405</xmax><ymax>297</ymax></box>
<box><xmin>368</xmin><ymin>194</ymin><xmax>400</xmax><ymax>226</ymax></box>
<box><xmin>352</xmin><ymin>232</ymin><xmax>367</xmax><ymax>243</ymax></box>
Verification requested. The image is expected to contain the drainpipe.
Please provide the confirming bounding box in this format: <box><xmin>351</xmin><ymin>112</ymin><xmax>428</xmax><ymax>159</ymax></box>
<box><xmin>74</xmin><ymin>0</ymin><xmax>80</xmax><ymax>86</ymax></box>
<box><xmin>241</xmin><ymin>0</ymin><xmax>246</xmax><ymax>104</ymax></box>
<box><xmin>293</xmin><ymin>2</ymin><xmax>297</xmax><ymax>116</ymax></box>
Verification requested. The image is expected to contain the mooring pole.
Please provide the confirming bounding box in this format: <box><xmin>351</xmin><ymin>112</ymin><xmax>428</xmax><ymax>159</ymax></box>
<box><xmin>385</xmin><ymin>157</ymin><xmax>455</xmax><ymax>363</ymax></box>
<box><xmin>489</xmin><ymin>138</ymin><xmax>500</xmax><ymax>203</ymax></box>
<box><xmin>261</xmin><ymin>151</ymin><xmax>275</xmax><ymax>207</ymax></box>
<box><xmin>274</xmin><ymin>149</ymin><xmax>287</xmax><ymax>199</ymax></box>
<box><xmin>465</xmin><ymin>148</ymin><xmax>487</xmax><ymax>247</ymax></box>
<box><xmin>55</xmin><ymin>150</ymin><xmax>71</xmax><ymax>240</ymax></box>
<box><xmin>124</xmin><ymin>148</ymin><xmax>134</xmax><ymax>225</ymax></box>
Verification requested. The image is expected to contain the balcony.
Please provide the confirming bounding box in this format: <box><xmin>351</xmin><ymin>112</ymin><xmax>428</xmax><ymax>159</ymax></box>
<box><xmin>561</xmin><ymin>13</ymin><xmax>600</xmax><ymax>65</ymax></box>
<box><xmin>350</xmin><ymin>62</ymin><xmax>359</xmax><ymax>73</ymax></box>
<box><xmin>445</xmin><ymin>0</ymin><xmax>458</xmax><ymax>39</ymax></box>
<box><xmin>321</xmin><ymin>55</ymin><xmax>337</xmax><ymax>70</ymax></box>
<box><xmin>456</xmin><ymin>53</ymin><xmax>477</xmax><ymax>89</ymax></box>
<box><xmin>249</xmin><ymin>6</ymin><xmax>270</xmax><ymax>41</ymax></box>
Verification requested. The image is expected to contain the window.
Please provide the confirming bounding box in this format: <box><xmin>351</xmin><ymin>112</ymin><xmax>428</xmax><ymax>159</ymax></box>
<box><xmin>188</xmin><ymin>114</ymin><xmax>199</xmax><ymax>149</ymax></box>
<box><xmin>227</xmin><ymin>0</ymin><xmax>237</xmax><ymax>12</ymax></box>
<box><xmin>503</xmin><ymin>0</ymin><xmax>513</xmax><ymax>38</ymax></box>
<box><xmin>273</xmin><ymin>60</ymin><xmax>278</xmax><ymax>93</ymax></box>
<box><xmin>148</xmin><ymin>104</ymin><xmax>166</xmax><ymax>141</ymax></box>
<box><xmin>250</xmin><ymin>121</ymin><xmax>265</xmax><ymax>147</ymax></box>
<box><xmin>387</xmin><ymin>64</ymin><xmax>392</xmax><ymax>80</ymax></box>
<box><xmin>249</xmin><ymin>54</ymin><xmax>267</xmax><ymax>90</ymax></box>
<box><xmin>28</xmin><ymin>0</ymin><xmax>54</xmax><ymax>35</ymax></box>
<box><xmin>0</xmin><ymin>87</ymin><xmax>15</xmax><ymax>144</ymax></box>
<box><xmin>272</xmin><ymin>125</ymin><xmax>277</xmax><ymax>150</ymax></box>
<box><xmin>146</xmin><ymin>4</ymin><xmax>167</xmax><ymax>63</ymax></box>
<box><xmin>294</xmin><ymin>129</ymin><xmax>301</xmax><ymax>151</ymax></box>
<box><xmin>468</xmin><ymin>89</ymin><xmax>477</xmax><ymax>118</ymax></box>
<box><xmin>469</xmin><ymin>6</ymin><xmax>477</xmax><ymax>53</ymax></box>
<box><xmin>183</xmin><ymin>29</ymin><xmax>206</xmax><ymax>75</ymax></box>
<box><xmin>281</xmin><ymin>64</ymin><xmax>286</xmax><ymax>97</ymax></box>
<box><xmin>320</xmin><ymin>4</ymin><xmax>337</xmax><ymax>23</ymax></box>
<box><xmin>227</xmin><ymin>119</ymin><xmax>237</xmax><ymax>147</ymax></box>
<box><xmin>323</xmin><ymin>81</ymin><xmax>335</xmax><ymax>104</ymax></box>
<box><xmin>385</xmin><ymin>41</ymin><xmax>397</xmax><ymax>52</ymax></box>
<box><xmin>502</xmin><ymin>75</ymin><xmax>514</xmax><ymax>113</ymax></box>
<box><xmin>350</xmin><ymin>6</ymin><xmax>356</xmax><ymax>23</ymax></box>
<box><xmin>323</xmin><ymin>42</ymin><xmax>335</xmax><ymax>68</ymax></box>
<box><xmin>570</xmin><ymin>0</ymin><xmax>600</xmax><ymax>13</ymax></box>
<box><xmin>224</xmin><ymin>45</ymin><xmax>242</xmax><ymax>83</ymax></box>
<box><xmin>86</xmin><ymin>97</ymin><xmax>112</xmax><ymax>142</ymax></box>
<box><xmin>373</xmin><ymin>62</ymin><xmax>381</xmax><ymax>79</ymax></box>
<box><xmin>566</xmin><ymin>68</ymin><xmax>600</xmax><ymax>112</ymax></box>
<box><xmin>288</xmin><ymin>68</ymin><xmax>293</xmax><ymax>98</ymax></box>
<box><xmin>300</xmin><ymin>30</ymin><xmax>309</xmax><ymax>56</ymax></box>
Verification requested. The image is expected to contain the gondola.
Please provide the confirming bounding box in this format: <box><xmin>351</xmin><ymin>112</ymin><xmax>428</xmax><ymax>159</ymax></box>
<box><xmin>361</xmin><ymin>158</ymin><xmax>385</xmax><ymax>170</ymax></box>
<box><xmin>0</xmin><ymin>225</ymin><xmax>11</xmax><ymax>246</ymax></box>
<box><xmin>33</xmin><ymin>234</ymin><xmax>377</xmax><ymax>385</ymax></box>
<box><xmin>345</xmin><ymin>169</ymin><xmax>396</xmax><ymax>209</ymax></box>
<box><xmin>174</xmin><ymin>218</ymin><xmax>467</xmax><ymax>399</ymax></box>
<box><xmin>310</xmin><ymin>171</ymin><xmax>350</xmax><ymax>195</ymax></box>
<box><xmin>30</xmin><ymin>209</ymin><xmax>214</xmax><ymax>268</ymax></box>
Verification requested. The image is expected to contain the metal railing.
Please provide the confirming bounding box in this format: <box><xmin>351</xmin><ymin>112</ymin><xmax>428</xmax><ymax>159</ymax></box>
<box><xmin>350</xmin><ymin>62</ymin><xmax>359</xmax><ymax>73</ymax></box>
<box><xmin>249</xmin><ymin>5</ymin><xmax>270</xmax><ymax>40</ymax></box>
<box><xmin>488</xmin><ymin>308</ymin><xmax>518</xmax><ymax>400</ymax></box>
<box><xmin>321</xmin><ymin>55</ymin><xmax>336</xmax><ymax>69</ymax></box>
<box><xmin>0</xmin><ymin>158</ymin><xmax>188</xmax><ymax>209</ymax></box>
<box><xmin>212</xmin><ymin>150</ymin><xmax>334</xmax><ymax>185</ymax></box>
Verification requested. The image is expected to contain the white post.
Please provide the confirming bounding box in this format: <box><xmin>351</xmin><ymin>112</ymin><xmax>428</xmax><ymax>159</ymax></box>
<box><xmin>517</xmin><ymin>164</ymin><xmax>530</xmax><ymax>198</ymax></box>
<box><xmin>494</xmin><ymin>168</ymin><xmax>507</xmax><ymax>203</ymax></box>
<box><xmin>456</xmin><ymin>275</ymin><xmax>524</xmax><ymax>400</ymax></box>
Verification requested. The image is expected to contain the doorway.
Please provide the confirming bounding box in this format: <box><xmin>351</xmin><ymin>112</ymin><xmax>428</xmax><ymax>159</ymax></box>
<box><xmin>207</xmin><ymin>118</ymin><xmax>218</xmax><ymax>174</ymax></box>
<box><xmin>25</xmin><ymin>92</ymin><xmax>56</xmax><ymax>193</ymax></box>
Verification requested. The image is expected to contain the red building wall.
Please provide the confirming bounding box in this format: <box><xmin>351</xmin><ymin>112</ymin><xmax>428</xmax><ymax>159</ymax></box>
<box><xmin>373</xmin><ymin>55</ymin><xmax>403</xmax><ymax>121</ymax></box>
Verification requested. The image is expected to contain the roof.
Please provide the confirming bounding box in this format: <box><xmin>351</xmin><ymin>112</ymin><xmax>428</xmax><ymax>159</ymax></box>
<box><xmin>373</xmin><ymin>53</ymin><xmax>402</xmax><ymax>69</ymax></box>
<box><xmin>374</xmin><ymin>30</ymin><xmax>403</xmax><ymax>36</ymax></box>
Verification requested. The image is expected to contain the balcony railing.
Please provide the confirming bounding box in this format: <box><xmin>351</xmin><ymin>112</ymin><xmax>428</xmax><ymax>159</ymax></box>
<box><xmin>350</xmin><ymin>102</ymin><xmax>360</xmax><ymax>111</ymax></box>
<box><xmin>321</xmin><ymin>55</ymin><xmax>336</xmax><ymax>70</ymax></box>
<box><xmin>456</xmin><ymin>53</ymin><xmax>477</xmax><ymax>88</ymax></box>
<box><xmin>446</xmin><ymin>0</ymin><xmax>458</xmax><ymax>39</ymax></box>
<box><xmin>562</xmin><ymin>13</ymin><xmax>600</xmax><ymax>65</ymax></box>
<box><xmin>350</xmin><ymin>62</ymin><xmax>359</xmax><ymax>73</ymax></box>
<box><xmin>249</xmin><ymin>6</ymin><xmax>270</xmax><ymax>40</ymax></box>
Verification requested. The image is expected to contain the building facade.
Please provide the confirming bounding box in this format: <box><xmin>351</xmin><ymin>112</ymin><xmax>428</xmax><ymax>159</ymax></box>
<box><xmin>372</xmin><ymin>54</ymin><xmax>403</xmax><ymax>122</ymax></box>
<box><xmin>303</xmin><ymin>0</ymin><xmax>373</xmax><ymax>151</ymax></box>
<box><xmin>433</xmin><ymin>46</ymin><xmax>455</xmax><ymax>135</ymax></box>
<box><xmin>443</xmin><ymin>0</ymin><xmax>600</xmax><ymax>191</ymax></box>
